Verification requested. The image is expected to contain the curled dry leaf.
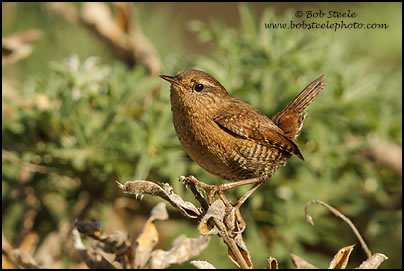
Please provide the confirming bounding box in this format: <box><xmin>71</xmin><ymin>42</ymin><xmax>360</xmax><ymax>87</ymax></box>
<box><xmin>290</xmin><ymin>253</ymin><xmax>318</xmax><ymax>269</ymax></box>
<box><xmin>117</xmin><ymin>180</ymin><xmax>201</xmax><ymax>218</ymax></box>
<box><xmin>356</xmin><ymin>253</ymin><xmax>388</xmax><ymax>269</ymax></box>
<box><xmin>134</xmin><ymin>219</ymin><xmax>159</xmax><ymax>269</ymax></box>
<box><xmin>150</xmin><ymin>202</ymin><xmax>169</xmax><ymax>221</ymax></box>
<box><xmin>198</xmin><ymin>199</ymin><xmax>226</xmax><ymax>235</ymax></box>
<box><xmin>134</xmin><ymin>202</ymin><xmax>168</xmax><ymax>268</ymax></box>
<box><xmin>147</xmin><ymin>235</ymin><xmax>210</xmax><ymax>269</ymax></box>
<box><xmin>266</xmin><ymin>256</ymin><xmax>278</xmax><ymax>269</ymax></box>
<box><xmin>329</xmin><ymin>244</ymin><xmax>355</xmax><ymax>269</ymax></box>
<box><xmin>191</xmin><ymin>260</ymin><xmax>217</xmax><ymax>269</ymax></box>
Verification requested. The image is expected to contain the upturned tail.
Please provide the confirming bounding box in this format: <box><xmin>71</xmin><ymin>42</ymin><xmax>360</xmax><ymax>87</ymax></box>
<box><xmin>272</xmin><ymin>75</ymin><xmax>326</xmax><ymax>140</ymax></box>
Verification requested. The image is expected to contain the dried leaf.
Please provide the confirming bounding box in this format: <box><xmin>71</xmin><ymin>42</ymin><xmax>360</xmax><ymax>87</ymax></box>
<box><xmin>73</xmin><ymin>220</ymin><xmax>130</xmax><ymax>268</ymax></box>
<box><xmin>81</xmin><ymin>247</ymin><xmax>116</xmax><ymax>269</ymax></box>
<box><xmin>150</xmin><ymin>202</ymin><xmax>169</xmax><ymax>221</ymax></box>
<box><xmin>72</xmin><ymin>228</ymin><xmax>86</xmax><ymax>250</ymax></box>
<box><xmin>2</xmin><ymin>233</ymin><xmax>15</xmax><ymax>268</ymax></box>
<box><xmin>134</xmin><ymin>219</ymin><xmax>159</xmax><ymax>269</ymax></box>
<box><xmin>198</xmin><ymin>199</ymin><xmax>225</xmax><ymax>235</ymax></box>
<box><xmin>290</xmin><ymin>254</ymin><xmax>318</xmax><ymax>269</ymax></box>
<box><xmin>329</xmin><ymin>244</ymin><xmax>355</xmax><ymax>269</ymax></box>
<box><xmin>117</xmin><ymin>180</ymin><xmax>201</xmax><ymax>218</ymax></box>
<box><xmin>2</xmin><ymin>29</ymin><xmax>41</xmax><ymax>65</ymax></box>
<box><xmin>2</xmin><ymin>253</ymin><xmax>15</xmax><ymax>269</ymax></box>
<box><xmin>191</xmin><ymin>260</ymin><xmax>216</xmax><ymax>269</ymax></box>
<box><xmin>18</xmin><ymin>232</ymin><xmax>38</xmax><ymax>252</ymax></box>
<box><xmin>35</xmin><ymin>231</ymin><xmax>63</xmax><ymax>267</ymax></box>
<box><xmin>72</xmin><ymin>228</ymin><xmax>116</xmax><ymax>269</ymax></box>
<box><xmin>147</xmin><ymin>235</ymin><xmax>210</xmax><ymax>269</ymax></box>
<box><xmin>97</xmin><ymin>231</ymin><xmax>129</xmax><ymax>255</ymax></box>
<box><xmin>266</xmin><ymin>256</ymin><xmax>278</xmax><ymax>269</ymax></box>
<box><xmin>356</xmin><ymin>253</ymin><xmax>388</xmax><ymax>269</ymax></box>
<box><xmin>9</xmin><ymin>249</ymin><xmax>40</xmax><ymax>269</ymax></box>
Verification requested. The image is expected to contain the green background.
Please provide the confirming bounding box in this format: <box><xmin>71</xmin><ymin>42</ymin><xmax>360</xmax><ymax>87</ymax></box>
<box><xmin>2</xmin><ymin>2</ymin><xmax>402</xmax><ymax>269</ymax></box>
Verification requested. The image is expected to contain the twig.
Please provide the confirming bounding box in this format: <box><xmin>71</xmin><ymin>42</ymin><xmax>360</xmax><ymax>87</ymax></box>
<box><xmin>180</xmin><ymin>176</ymin><xmax>252</xmax><ymax>268</ymax></box>
<box><xmin>305</xmin><ymin>199</ymin><xmax>372</xmax><ymax>258</ymax></box>
<box><xmin>212</xmin><ymin>216</ymin><xmax>250</xmax><ymax>269</ymax></box>
<box><xmin>180</xmin><ymin>176</ymin><xmax>209</xmax><ymax>212</ymax></box>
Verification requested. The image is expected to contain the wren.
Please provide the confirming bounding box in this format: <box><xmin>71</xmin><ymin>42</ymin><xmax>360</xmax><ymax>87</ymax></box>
<box><xmin>160</xmin><ymin>69</ymin><xmax>325</xmax><ymax>207</ymax></box>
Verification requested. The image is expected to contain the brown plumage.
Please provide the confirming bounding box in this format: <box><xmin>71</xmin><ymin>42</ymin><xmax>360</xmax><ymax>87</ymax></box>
<box><xmin>160</xmin><ymin>69</ymin><xmax>325</xmax><ymax>182</ymax></box>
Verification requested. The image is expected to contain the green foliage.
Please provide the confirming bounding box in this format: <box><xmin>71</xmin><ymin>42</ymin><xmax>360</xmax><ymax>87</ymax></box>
<box><xmin>2</xmin><ymin>2</ymin><xmax>401</xmax><ymax>269</ymax></box>
<box><xmin>3</xmin><ymin>56</ymin><xmax>187</xmax><ymax>240</ymax></box>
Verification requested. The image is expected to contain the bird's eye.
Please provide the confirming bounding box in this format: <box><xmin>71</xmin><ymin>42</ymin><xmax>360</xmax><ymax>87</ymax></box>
<box><xmin>194</xmin><ymin>83</ymin><xmax>204</xmax><ymax>92</ymax></box>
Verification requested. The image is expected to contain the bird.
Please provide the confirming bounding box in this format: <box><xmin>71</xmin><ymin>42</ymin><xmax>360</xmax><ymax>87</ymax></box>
<box><xmin>160</xmin><ymin>69</ymin><xmax>325</xmax><ymax>211</ymax></box>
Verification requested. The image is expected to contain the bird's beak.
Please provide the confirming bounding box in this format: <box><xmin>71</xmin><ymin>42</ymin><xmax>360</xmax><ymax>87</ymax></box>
<box><xmin>160</xmin><ymin>75</ymin><xmax>182</xmax><ymax>87</ymax></box>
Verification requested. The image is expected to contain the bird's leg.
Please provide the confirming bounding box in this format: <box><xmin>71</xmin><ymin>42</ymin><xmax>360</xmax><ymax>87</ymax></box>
<box><xmin>185</xmin><ymin>176</ymin><xmax>217</xmax><ymax>190</ymax></box>
<box><xmin>207</xmin><ymin>176</ymin><xmax>267</xmax><ymax>203</ymax></box>
<box><xmin>230</xmin><ymin>180</ymin><xmax>266</xmax><ymax>234</ymax></box>
<box><xmin>184</xmin><ymin>176</ymin><xmax>232</xmax><ymax>207</ymax></box>
<box><xmin>234</xmin><ymin>180</ymin><xmax>266</xmax><ymax>209</ymax></box>
<box><xmin>185</xmin><ymin>175</ymin><xmax>266</xmax><ymax>208</ymax></box>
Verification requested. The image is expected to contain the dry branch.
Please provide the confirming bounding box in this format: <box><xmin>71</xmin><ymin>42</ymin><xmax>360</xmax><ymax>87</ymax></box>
<box><xmin>117</xmin><ymin>178</ymin><xmax>253</xmax><ymax>269</ymax></box>
<box><xmin>304</xmin><ymin>199</ymin><xmax>388</xmax><ymax>269</ymax></box>
<box><xmin>305</xmin><ymin>199</ymin><xmax>372</xmax><ymax>258</ymax></box>
<box><xmin>47</xmin><ymin>2</ymin><xmax>161</xmax><ymax>76</ymax></box>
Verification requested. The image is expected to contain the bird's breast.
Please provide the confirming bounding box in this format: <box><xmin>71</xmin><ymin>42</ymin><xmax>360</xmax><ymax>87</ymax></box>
<box><xmin>171</xmin><ymin>102</ymin><xmax>238</xmax><ymax>178</ymax></box>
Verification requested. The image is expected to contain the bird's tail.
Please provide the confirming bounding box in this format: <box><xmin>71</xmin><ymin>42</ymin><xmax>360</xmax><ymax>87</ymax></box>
<box><xmin>272</xmin><ymin>75</ymin><xmax>326</xmax><ymax>140</ymax></box>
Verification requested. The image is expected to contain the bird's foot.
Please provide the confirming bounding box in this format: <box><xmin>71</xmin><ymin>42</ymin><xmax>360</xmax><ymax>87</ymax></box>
<box><xmin>223</xmin><ymin>205</ymin><xmax>247</xmax><ymax>236</ymax></box>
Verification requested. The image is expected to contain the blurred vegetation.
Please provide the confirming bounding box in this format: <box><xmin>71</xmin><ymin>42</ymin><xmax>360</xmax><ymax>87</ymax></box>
<box><xmin>2</xmin><ymin>2</ymin><xmax>402</xmax><ymax>269</ymax></box>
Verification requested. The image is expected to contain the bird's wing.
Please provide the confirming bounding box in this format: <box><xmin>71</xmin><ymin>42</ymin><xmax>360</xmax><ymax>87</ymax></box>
<box><xmin>213</xmin><ymin>99</ymin><xmax>304</xmax><ymax>160</ymax></box>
